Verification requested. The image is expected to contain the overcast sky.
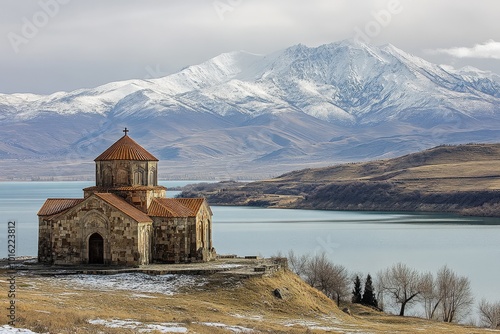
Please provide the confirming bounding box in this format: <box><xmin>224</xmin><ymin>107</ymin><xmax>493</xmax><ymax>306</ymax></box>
<box><xmin>1</xmin><ymin>0</ymin><xmax>500</xmax><ymax>94</ymax></box>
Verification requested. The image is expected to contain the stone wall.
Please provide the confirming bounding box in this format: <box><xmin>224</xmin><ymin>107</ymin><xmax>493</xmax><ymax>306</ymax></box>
<box><xmin>193</xmin><ymin>202</ymin><xmax>215</xmax><ymax>262</ymax></box>
<box><xmin>96</xmin><ymin>160</ymin><xmax>158</xmax><ymax>188</ymax></box>
<box><xmin>39</xmin><ymin>196</ymin><xmax>150</xmax><ymax>266</ymax></box>
<box><xmin>151</xmin><ymin>201</ymin><xmax>216</xmax><ymax>264</ymax></box>
<box><xmin>152</xmin><ymin>217</ymin><xmax>191</xmax><ymax>263</ymax></box>
<box><xmin>38</xmin><ymin>219</ymin><xmax>52</xmax><ymax>263</ymax></box>
<box><xmin>117</xmin><ymin>188</ymin><xmax>166</xmax><ymax>213</ymax></box>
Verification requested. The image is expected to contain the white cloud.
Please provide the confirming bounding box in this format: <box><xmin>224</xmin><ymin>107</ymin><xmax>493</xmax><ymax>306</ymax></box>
<box><xmin>432</xmin><ymin>40</ymin><xmax>500</xmax><ymax>60</ymax></box>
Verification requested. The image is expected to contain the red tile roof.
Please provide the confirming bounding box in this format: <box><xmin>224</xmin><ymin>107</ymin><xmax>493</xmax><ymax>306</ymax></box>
<box><xmin>38</xmin><ymin>199</ymin><xmax>84</xmax><ymax>216</ymax></box>
<box><xmin>148</xmin><ymin>198</ymin><xmax>196</xmax><ymax>218</ymax></box>
<box><xmin>176</xmin><ymin>198</ymin><xmax>211</xmax><ymax>215</ymax></box>
<box><xmin>38</xmin><ymin>194</ymin><xmax>207</xmax><ymax>222</ymax></box>
<box><xmin>94</xmin><ymin>134</ymin><xmax>158</xmax><ymax>161</ymax></box>
<box><xmin>94</xmin><ymin>193</ymin><xmax>152</xmax><ymax>223</ymax></box>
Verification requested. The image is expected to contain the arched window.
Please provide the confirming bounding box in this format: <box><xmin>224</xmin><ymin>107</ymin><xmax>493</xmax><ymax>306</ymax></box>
<box><xmin>134</xmin><ymin>169</ymin><xmax>144</xmax><ymax>185</ymax></box>
<box><xmin>149</xmin><ymin>167</ymin><xmax>156</xmax><ymax>186</ymax></box>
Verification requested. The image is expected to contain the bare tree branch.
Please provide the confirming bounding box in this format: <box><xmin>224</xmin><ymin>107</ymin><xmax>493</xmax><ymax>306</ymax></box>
<box><xmin>288</xmin><ymin>251</ymin><xmax>350</xmax><ymax>306</ymax></box>
<box><xmin>437</xmin><ymin>265</ymin><xmax>474</xmax><ymax>323</ymax></box>
<box><xmin>378</xmin><ymin>263</ymin><xmax>423</xmax><ymax>316</ymax></box>
<box><xmin>478</xmin><ymin>299</ymin><xmax>500</xmax><ymax>329</ymax></box>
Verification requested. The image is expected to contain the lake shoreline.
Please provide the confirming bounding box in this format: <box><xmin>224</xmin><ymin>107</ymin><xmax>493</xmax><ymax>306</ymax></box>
<box><xmin>178</xmin><ymin>179</ymin><xmax>500</xmax><ymax>218</ymax></box>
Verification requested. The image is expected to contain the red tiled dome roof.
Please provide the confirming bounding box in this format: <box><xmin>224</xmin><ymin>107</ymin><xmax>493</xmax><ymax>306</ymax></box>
<box><xmin>94</xmin><ymin>134</ymin><xmax>158</xmax><ymax>161</ymax></box>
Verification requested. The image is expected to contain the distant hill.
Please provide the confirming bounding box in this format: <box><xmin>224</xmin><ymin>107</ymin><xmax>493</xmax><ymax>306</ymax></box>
<box><xmin>1</xmin><ymin>39</ymin><xmax>500</xmax><ymax>180</ymax></box>
<box><xmin>180</xmin><ymin>143</ymin><xmax>500</xmax><ymax>217</ymax></box>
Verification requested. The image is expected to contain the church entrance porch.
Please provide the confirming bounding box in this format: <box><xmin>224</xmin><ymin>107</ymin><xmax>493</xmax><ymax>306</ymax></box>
<box><xmin>88</xmin><ymin>233</ymin><xmax>104</xmax><ymax>264</ymax></box>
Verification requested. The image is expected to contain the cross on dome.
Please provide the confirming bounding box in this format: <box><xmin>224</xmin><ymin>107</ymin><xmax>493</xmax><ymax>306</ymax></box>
<box><xmin>94</xmin><ymin>129</ymin><xmax>158</xmax><ymax>162</ymax></box>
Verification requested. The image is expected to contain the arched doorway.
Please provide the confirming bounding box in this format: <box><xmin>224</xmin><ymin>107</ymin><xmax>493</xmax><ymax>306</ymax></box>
<box><xmin>88</xmin><ymin>233</ymin><xmax>104</xmax><ymax>264</ymax></box>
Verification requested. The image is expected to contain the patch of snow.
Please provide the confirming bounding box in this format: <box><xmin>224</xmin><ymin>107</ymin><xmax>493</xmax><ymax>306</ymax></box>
<box><xmin>131</xmin><ymin>293</ymin><xmax>157</xmax><ymax>299</ymax></box>
<box><xmin>0</xmin><ymin>325</ymin><xmax>39</xmax><ymax>334</ymax></box>
<box><xmin>59</xmin><ymin>292</ymin><xmax>79</xmax><ymax>296</ymax></box>
<box><xmin>230</xmin><ymin>313</ymin><xmax>263</xmax><ymax>321</ymax></box>
<box><xmin>283</xmin><ymin>319</ymin><xmax>319</xmax><ymax>327</ymax></box>
<box><xmin>310</xmin><ymin>325</ymin><xmax>355</xmax><ymax>332</ymax></box>
<box><xmin>89</xmin><ymin>318</ymin><xmax>140</xmax><ymax>328</ymax></box>
<box><xmin>201</xmin><ymin>322</ymin><xmax>254</xmax><ymax>333</ymax></box>
<box><xmin>283</xmin><ymin>320</ymin><xmax>374</xmax><ymax>333</ymax></box>
<box><xmin>214</xmin><ymin>263</ymin><xmax>244</xmax><ymax>269</ymax></box>
<box><xmin>3</xmin><ymin>263</ymin><xmax>25</xmax><ymax>268</ymax></box>
<box><xmin>319</xmin><ymin>314</ymin><xmax>342</xmax><ymax>324</ymax></box>
<box><xmin>88</xmin><ymin>319</ymin><xmax>187</xmax><ymax>333</ymax></box>
<box><xmin>59</xmin><ymin>273</ymin><xmax>206</xmax><ymax>295</ymax></box>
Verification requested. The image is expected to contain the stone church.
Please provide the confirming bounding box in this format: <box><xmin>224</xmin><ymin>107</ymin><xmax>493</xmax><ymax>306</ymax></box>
<box><xmin>38</xmin><ymin>129</ymin><xmax>215</xmax><ymax>266</ymax></box>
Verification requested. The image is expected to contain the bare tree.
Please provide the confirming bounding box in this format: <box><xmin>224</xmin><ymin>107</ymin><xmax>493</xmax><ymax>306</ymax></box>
<box><xmin>329</xmin><ymin>262</ymin><xmax>350</xmax><ymax>306</ymax></box>
<box><xmin>287</xmin><ymin>249</ymin><xmax>308</xmax><ymax>278</ymax></box>
<box><xmin>478</xmin><ymin>299</ymin><xmax>500</xmax><ymax>329</ymax></box>
<box><xmin>378</xmin><ymin>263</ymin><xmax>423</xmax><ymax>316</ymax></box>
<box><xmin>304</xmin><ymin>252</ymin><xmax>329</xmax><ymax>288</ymax></box>
<box><xmin>374</xmin><ymin>274</ymin><xmax>385</xmax><ymax>311</ymax></box>
<box><xmin>436</xmin><ymin>266</ymin><xmax>473</xmax><ymax>323</ymax></box>
<box><xmin>291</xmin><ymin>252</ymin><xmax>350</xmax><ymax>306</ymax></box>
<box><xmin>420</xmin><ymin>272</ymin><xmax>441</xmax><ymax>320</ymax></box>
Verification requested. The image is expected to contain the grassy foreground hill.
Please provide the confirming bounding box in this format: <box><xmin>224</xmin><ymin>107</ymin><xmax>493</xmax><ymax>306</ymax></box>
<box><xmin>0</xmin><ymin>269</ymin><xmax>495</xmax><ymax>333</ymax></box>
<box><xmin>181</xmin><ymin>143</ymin><xmax>500</xmax><ymax>216</ymax></box>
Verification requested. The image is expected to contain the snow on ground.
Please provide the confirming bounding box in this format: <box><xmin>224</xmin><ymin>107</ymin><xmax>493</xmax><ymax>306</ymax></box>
<box><xmin>283</xmin><ymin>319</ymin><xmax>373</xmax><ymax>334</ymax></box>
<box><xmin>213</xmin><ymin>263</ymin><xmax>244</xmax><ymax>269</ymax></box>
<box><xmin>0</xmin><ymin>325</ymin><xmax>39</xmax><ymax>334</ymax></box>
<box><xmin>88</xmin><ymin>319</ymin><xmax>256</xmax><ymax>333</ymax></box>
<box><xmin>130</xmin><ymin>293</ymin><xmax>158</xmax><ymax>299</ymax></box>
<box><xmin>57</xmin><ymin>273</ymin><xmax>207</xmax><ymax>295</ymax></box>
<box><xmin>88</xmin><ymin>319</ymin><xmax>187</xmax><ymax>333</ymax></box>
<box><xmin>230</xmin><ymin>313</ymin><xmax>263</xmax><ymax>321</ymax></box>
<box><xmin>201</xmin><ymin>322</ymin><xmax>254</xmax><ymax>333</ymax></box>
<box><xmin>283</xmin><ymin>319</ymin><xmax>319</xmax><ymax>327</ymax></box>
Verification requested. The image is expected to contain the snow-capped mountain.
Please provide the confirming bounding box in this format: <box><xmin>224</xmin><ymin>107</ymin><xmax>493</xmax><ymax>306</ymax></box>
<box><xmin>1</xmin><ymin>40</ymin><xmax>500</xmax><ymax>179</ymax></box>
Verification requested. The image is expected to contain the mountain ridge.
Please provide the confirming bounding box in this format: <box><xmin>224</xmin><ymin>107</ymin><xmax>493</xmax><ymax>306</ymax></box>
<box><xmin>1</xmin><ymin>39</ymin><xmax>500</xmax><ymax>179</ymax></box>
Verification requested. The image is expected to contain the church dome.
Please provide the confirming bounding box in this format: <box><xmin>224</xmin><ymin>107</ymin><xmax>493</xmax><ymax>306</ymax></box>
<box><xmin>94</xmin><ymin>128</ymin><xmax>158</xmax><ymax>161</ymax></box>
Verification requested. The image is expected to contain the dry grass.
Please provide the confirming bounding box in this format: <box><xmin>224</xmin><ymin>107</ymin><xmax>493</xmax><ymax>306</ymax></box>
<box><xmin>1</xmin><ymin>270</ymin><xmax>498</xmax><ymax>333</ymax></box>
<box><xmin>274</xmin><ymin>143</ymin><xmax>500</xmax><ymax>192</ymax></box>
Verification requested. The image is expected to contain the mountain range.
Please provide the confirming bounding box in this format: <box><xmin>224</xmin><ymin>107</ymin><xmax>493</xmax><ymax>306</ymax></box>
<box><xmin>1</xmin><ymin>39</ymin><xmax>500</xmax><ymax>180</ymax></box>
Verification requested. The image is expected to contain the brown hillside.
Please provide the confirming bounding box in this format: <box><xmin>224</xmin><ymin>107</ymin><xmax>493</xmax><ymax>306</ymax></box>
<box><xmin>180</xmin><ymin>143</ymin><xmax>500</xmax><ymax>216</ymax></box>
<box><xmin>0</xmin><ymin>269</ymin><xmax>495</xmax><ymax>333</ymax></box>
<box><xmin>274</xmin><ymin>143</ymin><xmax>500</xmax><ymax>191</ymax></box>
